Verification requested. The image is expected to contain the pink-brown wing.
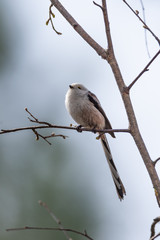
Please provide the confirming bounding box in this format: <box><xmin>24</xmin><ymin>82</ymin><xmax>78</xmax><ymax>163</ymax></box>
<box><xmin>88</xmin><ymin>91</ymin><xmax>115</xmax><ymax>138</ymax></box>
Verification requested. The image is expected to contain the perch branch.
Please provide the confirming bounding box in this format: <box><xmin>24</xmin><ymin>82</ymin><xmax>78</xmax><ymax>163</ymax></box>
<box><xmin>0</xmin><ymin>124</ymin><xmax>130</xmax><ymax>135</ymax></box>
<box><xmin>0</xmin><ymin>108</ymin><xmax>130</xmax><ymax>138</ymax></box>
<box><xmin>2</xmin><ymin>0</ymin><xmax>160</xmax><ymax>206</ymax></box>
<box><xmin>6</xmin><ymin>226</ymin><xmax>94</xmax><ymax>240</ymax></box>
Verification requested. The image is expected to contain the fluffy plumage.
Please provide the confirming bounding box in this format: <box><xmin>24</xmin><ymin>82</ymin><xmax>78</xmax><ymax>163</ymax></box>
<box><xmin>65</xmin><ymin>83</ymin><xmax>126</xmax><ymax>200</ymax></box>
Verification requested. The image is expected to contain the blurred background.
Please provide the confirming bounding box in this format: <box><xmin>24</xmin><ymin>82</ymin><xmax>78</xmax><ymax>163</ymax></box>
<box><xmin>0</xmin><ymin>0</ymin><xmax>160</xmax><ymax>239</ymax></box>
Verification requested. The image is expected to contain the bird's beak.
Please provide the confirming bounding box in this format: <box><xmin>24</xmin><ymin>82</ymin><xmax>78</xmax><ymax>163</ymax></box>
<box><xmin>69</xmin><ymin>85</ymin><xmax>73</xmax><ymax>89</ymax></box>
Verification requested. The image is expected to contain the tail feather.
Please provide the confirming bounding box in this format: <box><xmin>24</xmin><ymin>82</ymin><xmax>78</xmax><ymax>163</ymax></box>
<box><xmin>100</xmin><ymin>134</ymin><xmax>126</xmax><ymax>200</ymax></box>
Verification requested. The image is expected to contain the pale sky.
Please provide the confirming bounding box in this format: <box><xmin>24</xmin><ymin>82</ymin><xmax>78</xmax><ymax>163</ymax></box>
<box><xmin>1</xmin><ymin>1</ymin><xmax>160</xmax><ymax>240</ymax></box>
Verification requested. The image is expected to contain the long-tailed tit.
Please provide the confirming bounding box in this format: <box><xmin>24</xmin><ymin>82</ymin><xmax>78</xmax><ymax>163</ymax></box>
<box><xmin>65</xmin><ymin>83</ymin><xmax>126</xmax><ymax>200</ymax></box>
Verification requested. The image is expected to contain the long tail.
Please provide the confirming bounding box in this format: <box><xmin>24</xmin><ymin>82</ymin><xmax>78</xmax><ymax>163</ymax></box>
<box><xmin>100</xmin><ymin>134</ymin><xmax>126</xmax><ymax>200</ymax></box>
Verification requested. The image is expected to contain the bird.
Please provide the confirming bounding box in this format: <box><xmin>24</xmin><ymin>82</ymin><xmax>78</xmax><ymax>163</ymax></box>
<box><xmin>65</xmin><ymin>83</ymin><xmax>126</xmax><ymax>200</ymax></box>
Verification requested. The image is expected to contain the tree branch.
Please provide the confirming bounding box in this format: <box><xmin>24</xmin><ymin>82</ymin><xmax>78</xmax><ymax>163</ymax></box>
<box><xmin>0</xmin><ymin>124</ymin><xmax>130</xmax><ymax>135</ymax></box>
<box><xmin>2</xmin><ymin>0</ymin><xmax>160</xmax><ymax>206</ymax></box>
<box><xmin>123</xmin><ymin>0</ymin><xmax>160</xmax><ymax>45</ymax></box>
<box><xmin>46</xmin><ymin>3</ymin><xmax>62</xmax><ymax>35</ymax></box>
<box><xmin>153</xmin><ymin>158</ymin><xmax>160</xmax><ymax>167</ymax></box>
<box><xmin>150</xmin><ymin>217</ymin><xmax>160</xmax><ymax>240</ymax></box>
<box><xmin>38</xmin><ymin>200</ymin><xmax>72</xmax><ymax>240</ymax></box>
<box><xmin>101</xmin><ymin>0</ymin><xmax>113</xmax><ymax>51</ymax></box>
<box><xmin>127</xmin><ymin>49</ymin><xmax>160</xmax><ymax>90</ymax></box>
<box><xmin>93</xmin><ymin>1</ymin><xmax>104</xmax><ymax>11</ymax></box>
<box><xmin>0</xmin><ymin>108</ymin><xmax>130</xmax><ymax>138</ymax></box>
<box><xmin>151</xmin><ymin>233</ymin><xmax>160</xmax><ymax>240</ymax></box>
<box><xmin>99</xmin><ymin>0</ymin><xmax>160</xmax><ymax>206</ymax></box>
<box><xmin>0</xmin><ymin>108</ymin><xmax>130</xmax><ymax>146</ymax></box>
<box><xmin>6</xmin><ymin>226</ymin><xmax>94</xmax><ymax>240</ymax></box>
<box><xmin>49</xmin><ymin>0</ymin><xmax>107</xmax><ymax>59</ymax></box>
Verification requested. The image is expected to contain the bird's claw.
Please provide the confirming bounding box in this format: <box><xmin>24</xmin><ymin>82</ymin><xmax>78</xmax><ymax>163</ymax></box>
<box><xmin>91</xmin><ymin>126</ymin><xmax>97</xmax><ymax>134</ymax></box>
<box><xmin>76</xmin><ymin>125</ymin><xmax>82</xmax><ymax>132</ymax></box>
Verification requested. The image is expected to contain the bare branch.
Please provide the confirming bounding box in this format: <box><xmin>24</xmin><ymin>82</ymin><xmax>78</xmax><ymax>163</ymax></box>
<box><xmin>50</xmin><ymin>0</ymin><xmax>108</xmax><ymax>59</ymax></box>
<box><xmin>127</xmin><ymin>49</ymin><xmax>160</xmax><ymax>90</ymax></box>
<box><xmin>153</xmin><ymin>158</ymin><xmax>160</xmax><ymax>167</ymax></box>
<box><xmin>123</xmin><ymin>0</ymin><xmax>160</xmax><ymax>45</ymax></box>
<box><xmin>32</xmin><ymin>128</ymin><xmax>52</xmax><ymax>145</ymax></box>
<box><xmin>93</xmin><ymin>1</ymin><xmax>104</xmax><ymax>11</ymax></box>
<box><xmin>150</xmin><ymin>233</ymin><xmax>160</xmax><ymax>240</ymax></box>
<box><xmin>0</xmin><ymin>125</ymin><xmax>130</xmax><ymax>135</ymax></box>
<box><xmin>2</xmin><ymin>0</ymin><xmax>160</xmax><ymax>207</ymax></box>
<box><xmin>25</xmin><ymin>108</ymin><xmax>53</xmax><ymax>127</ymax></box>
<box><xmin>101</xmin><ymin>0</ymin><xmax>113</xmax><ymax>51</ymax></box>
<box><xmin>150</xmin><ymin>217</ymin><xmax>160</xmax><ymax>240</ymax></box>
<box><xmin>0</xmin><ymin>108</ymin><xmax>128</xmax><ymax>137</ymax></box>
<box><xmin>25</xmin><ymin>108</ymin><xmax>38</xmax><ymax>121</ymax></box>
<box><xmin>6</xmin><ymin>226</ymin><xmax>94</xmax><ymax>240</ymax></box>
<box><xmin>0</xmin><ymin>108</ymin><xmax>129</xmax><ymax>144</ymax></box>
<box><xmin>46</xmin><ymin>3</ymin><xmax>62</xmax><ymax>35</ymax></box>
<box><xmin>98</xmin><ymin>0</ymin><xmax>160</xmax><ymax>206</ymax></box>
<box><xmin>38</xmin><ymin>200</ymin><xmax>72</xmax><ymax>240</ymax></box>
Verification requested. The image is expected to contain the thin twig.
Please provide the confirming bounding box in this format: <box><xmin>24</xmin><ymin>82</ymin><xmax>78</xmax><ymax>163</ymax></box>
<box><xmin>101</xmin><ymin>0</ymin><xmax>113</xmax><ymax>51</ymax></box>
<box><xmin>153</xmin><ymin>158</ymin><xmax>160</xmax><ymax>167</ymax></box>
<box><xmin>6</xmin><ymin>226</ymin><xmax>94</xmax><ymax>240</ymax></box>
<box><xmin>0</xmin><ymin>108</ymin><xmax>130</xmax><ymax>136</ymax></box>
<box><xmin>44</xmin><ymin>133</ymin><xmax>68</xmax><ymax>139</ymax></box>
<box><xmin>50</xmin><ymin>0</ymin><xmax>108</xmax><ymax>59</ymax></box>
<box><xmin>26</xmin><ymin>108</ymin><xmax>67</xmax><ymax>144</ymax></box>
<box><xmin>32</xmin><ymin>129</ymin><xmax>52</xmax><ymax>145</ymax></box>
<box><xmin>127</xmin><ymin>49</ymin><xmax>160</xmax><ymax>90</ymax></box>
<box><xmin>123</xmin><ymin>0</ymin><xmax>160</xmax><ymax>45</ymax></box>
<box><xmin>0</xmin><ymin>125</ymin><xmax>130</xmax><ymax>135</ymax></box>
<box><xmin>46</xmin><ymin>3</ymin><xmax>62</xmax><ymax>35</ymax></box>
<box><xmin>25</xmin><ymin>108</ymin><xmax>53</xmax><ymax>127</ymax></box>
<box><xmin>150</xmin><ymin>217</ymin><xmax>160</xmax><ymax>239</ymax></box>
<box><xmin>38</xmin><ymin>200</ymin><xmax>72</xmax><ymax>240</ymax></box>
<box><xmin>93</xmin><ymin>1</ymin><xmax>104</xmax><ymax>11</ymax></box>
<box><xmin>0</xmin><ymin>109</ymin><xmax>130</xmax><ymax>144</ymax></box>
<box><xmin>150</xmin><ymin>233</ymin><xmax>160</xmax><ymax>240</ymax></box>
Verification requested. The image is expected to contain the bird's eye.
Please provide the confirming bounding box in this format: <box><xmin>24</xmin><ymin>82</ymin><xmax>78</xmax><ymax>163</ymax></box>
<box><xmin>78</xmin><ymin>86</ymin><xmax>81</xmax><ymax>89</ymax></box>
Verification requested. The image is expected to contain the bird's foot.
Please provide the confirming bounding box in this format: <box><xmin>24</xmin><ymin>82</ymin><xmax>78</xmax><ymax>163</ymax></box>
<box><xmin>96</xmin><ymin>132</ymin><xmax>104</xmax><ymax>140</ymax></box>
<box><xmin>91</xmin><ymin>126</ymin><xmax>97</xmax><ymax>134</ymax></box>
<box><xmin>76</xmin><ymin>125</ymin><xmax>82</xmax><ymax>132</ymax></box>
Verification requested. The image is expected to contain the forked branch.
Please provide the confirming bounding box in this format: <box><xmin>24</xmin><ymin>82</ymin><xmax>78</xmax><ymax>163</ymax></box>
<box><xmin>150</xmin><ymin>217</ymin><xmax>160</xmax><ymax>240</ymax></box>
<box><xmin>127</xmin><ymin>49</ymin><xmax>160</xmax><ymax>90</ymax></box>
<box><xmin>0</xmin><ymin>108</ymin><xmax>130</xmax><ymax>146</ymax></box>
<box><xmin>49</xmin><ymin>0</ymin><xmax>160</xmax><ymax>206</ymax></box>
